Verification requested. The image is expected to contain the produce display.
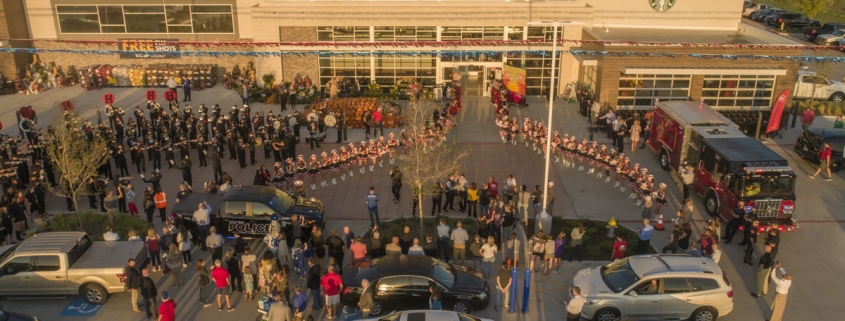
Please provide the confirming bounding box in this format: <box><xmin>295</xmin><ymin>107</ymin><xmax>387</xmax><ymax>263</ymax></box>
<box><xmin>76</xmin><ymin>64</ymin><xmax>217</xmax><ymax>89</ymax></box>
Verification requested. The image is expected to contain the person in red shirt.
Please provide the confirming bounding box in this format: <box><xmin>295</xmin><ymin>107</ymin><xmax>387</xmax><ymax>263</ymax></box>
<box><xmin>373</xmin><ymin>107</ymin><xmax>384</xmax><ymax>136</ymax></box>
<box><xmin>612</xmin><ymin>235</ymin><xmax>627</xmax><ymax>261</ymax></box>
<box><xmin>349</xmin><ymin>236</ymin><xmax>368</xmax><ymax>263</ymax></box>
<box><xmin>157</xmin><ymin>291</ymin><xmax>176</xmax><ymax>321</ymax></box>
<box><xmin>321</xmin><ymin>265</ymin><xmax>344</xmax><ymax>319</ymax></box>
<box><xmin>801</xmin><ymin>108</ymin><xmax>815</xmax><ymax>130</ymax></box>
<box><xmin>810</xmin><ymin>141</ymin><xmax>834</xmax><ymax>181</ymax></box>
<box><xmin>487</xmin><ymin>176</ymin><xmax>499</xmax><ymax>198</ymax></box>
<box><xmin>210</xmin><ymin>259</ymin><xmax>233</xmax><ymax>312</ymax></box>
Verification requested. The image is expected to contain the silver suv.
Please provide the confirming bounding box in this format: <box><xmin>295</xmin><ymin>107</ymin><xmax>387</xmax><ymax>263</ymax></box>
<box><xmin>571</xmin><ymin>255</ymin><xmax>733</xmax><ymax>321</ymax></box>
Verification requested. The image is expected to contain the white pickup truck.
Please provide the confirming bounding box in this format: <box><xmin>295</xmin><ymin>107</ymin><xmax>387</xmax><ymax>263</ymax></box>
<box><xmin>0</xmin><ymin>232</ymin><xmax>147</xmax><ymax>305</ymax></box>
<box><xmin>794</xmin><ymin>70</ymin><xmax>845</xmax><ymax>102</ymax></box>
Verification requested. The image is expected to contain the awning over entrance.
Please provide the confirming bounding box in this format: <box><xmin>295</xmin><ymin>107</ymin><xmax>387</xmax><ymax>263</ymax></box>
<box><xmin>621</xmin><ymin>66</ymin><xmax>787</xmax><ymax>76</ymax></box>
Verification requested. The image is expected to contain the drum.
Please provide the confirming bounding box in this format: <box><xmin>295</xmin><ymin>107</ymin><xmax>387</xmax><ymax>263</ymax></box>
<box><xmin>273</xmin><ymin>120</ymin><xmax>282</xmax><ymax>130</ymax></box>
<box><xmin>324</xmin><ymin>114</ymin><xmax>337</xmax><ymax>127</ymax></box>
<box><xmin>287</xmin><ymin>116</ymin><xmax>298</xmax><ymax>126</ymax></box>
<box><xmin>255</xmin><ymin>136</ymin><xmax>264</xmax><ymax>146</ymax></box>
<box><xmin>306</xmin><ymin>112</ymin><xmax>319</xmax><ymax>122</ymax></box>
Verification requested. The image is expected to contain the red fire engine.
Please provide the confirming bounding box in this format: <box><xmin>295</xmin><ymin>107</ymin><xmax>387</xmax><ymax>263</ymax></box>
<box><xmin>647</xmin><ymin>101</ymin><xmax>797</xmax><ymax>229</ymax></box>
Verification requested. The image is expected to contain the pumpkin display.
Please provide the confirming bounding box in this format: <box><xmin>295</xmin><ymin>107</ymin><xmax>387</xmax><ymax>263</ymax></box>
<box><xmin>306</xmin><ymin>98</ymin><xmax>402</xmax><ymax>129</ymax></box>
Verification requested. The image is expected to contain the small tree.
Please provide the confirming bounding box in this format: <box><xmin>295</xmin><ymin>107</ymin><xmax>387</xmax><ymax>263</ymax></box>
<box><xmin>43</xmin><ymin>111</ymin><xmax>110</xmax><ymax>228</ymax></box>
<box><xmin>799</xmin><ymin>0</ymin><xmax>832</xmax><ymax>20</ymax></box>
<box><xmin>397</xmin><ymin>99</ymin><xmax>469</xmax><ymax>239</ymax></box>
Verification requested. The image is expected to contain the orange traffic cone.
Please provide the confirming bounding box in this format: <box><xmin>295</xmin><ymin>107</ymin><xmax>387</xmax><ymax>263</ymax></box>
<box><xmin>655</xmin><ymin>214</ymin><xmax>665</xmax><ymax>231</ymax></box>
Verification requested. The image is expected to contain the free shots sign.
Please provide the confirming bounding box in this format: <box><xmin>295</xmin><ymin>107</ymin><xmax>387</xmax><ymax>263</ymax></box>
<box><xmin>117</xmin><ymin>39</ymin><xmax>180</xmax><ymax>59</ymax></box>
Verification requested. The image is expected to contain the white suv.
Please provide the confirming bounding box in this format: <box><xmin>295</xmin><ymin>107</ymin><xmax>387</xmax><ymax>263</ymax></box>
<box><xmin>571</xmin><ymin>255</ymin><xmax>733</xmax><ymax>321</ymax></box>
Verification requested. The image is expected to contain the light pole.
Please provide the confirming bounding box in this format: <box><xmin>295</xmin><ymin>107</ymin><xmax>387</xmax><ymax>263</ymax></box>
<box><xmin>526</xmin><ymin>21</ymin><xmax>560</xmax><ymax>233</ymax></box>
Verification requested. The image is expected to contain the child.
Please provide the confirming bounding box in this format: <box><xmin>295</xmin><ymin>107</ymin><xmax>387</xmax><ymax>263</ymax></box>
<box><xmin>243</xmin><ymin>266</ymin><xmax>255</xmax><ymax>300</ymax></box>
<box><xmin>127</xmin><ymin>229</ymin><xmax>142</xmax><ymax>241</ymax></box>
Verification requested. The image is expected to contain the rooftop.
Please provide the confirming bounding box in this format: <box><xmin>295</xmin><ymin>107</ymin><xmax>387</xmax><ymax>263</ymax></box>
<box><xmin>16</xmin><ymin>232</ymin><xmax>87</xmax><ymax>253</ymax></box>
<box><xmin>585</xmin><ymin>23</ymin><xmax>801</xmax><ymax>46</ymax></box>
<box><xmin>629</xmin><ymin>254</ymin><xmax>721</xmax><ymax>277</ymax></box>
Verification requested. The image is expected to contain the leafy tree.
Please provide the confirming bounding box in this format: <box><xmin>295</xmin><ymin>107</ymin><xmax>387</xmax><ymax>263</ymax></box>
<box><xmin>800</xmin><ymin>0</ymin><xmax>833</xmax><ymax>20</ymax></box>
<box><xmin>42</xmin><ymin>111</ymin><xmax>110</xmax><ymax>228</ymax></box>
<box><xmin>397</xmin><ymin>99</ymin><xmax>469</xmax><ymax>239</ymax></box>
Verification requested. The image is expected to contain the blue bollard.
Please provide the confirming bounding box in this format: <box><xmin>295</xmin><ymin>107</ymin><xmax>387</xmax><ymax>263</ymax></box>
<box><xmin>522</xmin><ymin>268</ymin><xmax>531</xmax><ymax>314</ymax></box>
<box><xmin>509</xmin><ymin>267</ymin><xmax>517</xmax><ymax>313</ymax></box>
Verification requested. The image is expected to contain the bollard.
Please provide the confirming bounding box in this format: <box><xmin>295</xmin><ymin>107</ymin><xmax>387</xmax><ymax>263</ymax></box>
<box><xmin>522</xmin><ymin>268</ymin><xmax>531</xmax><ymax>314</ymax></box>
<box><xmin>509</xmin><ymin>267</ymin><xmax>517</xmax><ymax>313</ymax></box>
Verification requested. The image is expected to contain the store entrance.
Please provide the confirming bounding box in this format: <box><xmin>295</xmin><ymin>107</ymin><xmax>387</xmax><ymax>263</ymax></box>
<box><xmin>442</xmin><ymin>63</ymin><xmax>502</xmax><ymax>96</ymax></box>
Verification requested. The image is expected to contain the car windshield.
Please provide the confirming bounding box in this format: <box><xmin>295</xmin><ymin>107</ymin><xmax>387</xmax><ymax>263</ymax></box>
<box><xmin>0</xmin><ymin>244</ymin><xmax>19</xmax><ymax>264</ymax></box>
<box><xmin>833</xmin><ymin>30</ymin><xmax>845</xmax><ymax>37</ymax></box>
<box><xmin>432</xmin><ymin>259</ymin><xmax>456</xmax><ymax>289</ymax></box>
<box><xmin>269</xmin><ymin>190</ymin><xmax>296</xmax><ymax>214</ymax></box>
<box><xmin>736</xmin><ymin>176</ymin><xmax>795</xmax><ymax>198</ymax></box>
<box><xmin>600</xmin><ymin>258</ymin><xmax>641</xmax><ymax>293</ymax></box>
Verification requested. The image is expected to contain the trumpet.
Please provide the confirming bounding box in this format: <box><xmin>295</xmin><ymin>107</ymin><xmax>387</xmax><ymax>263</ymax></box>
<box><xmin>4</xmin><ymin>160</ymin><xmax>23</xmax><ymax>166</ymax></box>
<box><xmin>115</xmin><ymin>176</ymin><xmax>133</xmax><ymax>181</ymax></box>
<box><xmin>0</xmin><ymin>171</ymin><xmax>18</xmax><ymax>178</ymax></box>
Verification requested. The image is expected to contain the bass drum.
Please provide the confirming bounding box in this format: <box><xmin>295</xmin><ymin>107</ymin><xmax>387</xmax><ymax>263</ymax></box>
<box><xmin>306</xmin><ymin>112</ymin><xmax>319</xmax><ymax>123</ymax></box>
<box><xmin>273</xmin><ymin>120</ymin><xmax>282</xmax><ymax>130</ymax></box>
<box><xmin>287</xmin><ymin>116</ymin><xmax>298</xmax><ymax>127</ymax></box>
<box><xmin>324</xmin><ymin>114</ymin><xmax>337</xmax><ymax>127</ymax></box>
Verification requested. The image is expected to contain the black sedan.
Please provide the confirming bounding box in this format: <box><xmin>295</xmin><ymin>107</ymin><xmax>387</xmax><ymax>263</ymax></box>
<box><xmin>340</xmin><ymin>255</ymin><xmax>491</xmax><ymax>316</ymax></box>
<box><xmin>0</xmin><ymin>310</ymin><xmax>37</xmax><ymax>321</ymax></box>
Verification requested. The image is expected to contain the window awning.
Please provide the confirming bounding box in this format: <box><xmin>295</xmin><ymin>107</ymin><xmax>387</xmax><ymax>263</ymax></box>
<box><xmin>573</xmin><ymin>54</ymin><xmax>597</xmax><ymax>66</ymax></box>
<box><xmin>622</xmin><ymin>66</ymin><xmax>787</xmax><ymax>76</ymax></box>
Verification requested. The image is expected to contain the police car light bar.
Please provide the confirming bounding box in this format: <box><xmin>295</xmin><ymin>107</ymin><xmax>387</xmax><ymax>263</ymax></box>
<box><xmin>743</xmin><ymin>166</ymin><xmax>792</xmax><ymax>173</ymax></box>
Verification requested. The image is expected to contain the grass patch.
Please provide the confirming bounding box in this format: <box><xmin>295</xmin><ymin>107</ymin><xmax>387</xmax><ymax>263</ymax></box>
<box><xmin>48</xmin><ymin>212</ymin><xmax>153</xmax><ymax>241</ymax></box>
<box><xmin>366</xmin><ymin>215</ymin><xmax>643</xmax><ymax>260</ymax></box>
<box><xmin>757</xmin><ymin>0</ymin><xmax>845</xmax><ymax>24</ymax></box>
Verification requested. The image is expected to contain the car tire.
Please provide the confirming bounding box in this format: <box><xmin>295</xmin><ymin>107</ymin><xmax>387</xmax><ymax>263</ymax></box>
<box><xmin>830</xmin><ymin>92</ymin><xmax>845</xmax><ymax>103</ymax></box>
<box><xmin>368</xmin><ymin>302</ymin><xmax>383</xmax><ymax>316</ymax></box>
<box><xmin>689</xmin><ymin>307</ymin><xmax>718</xmax><ymax>321</ymax></box>
<box><xmin>592</xmin><ymin>308</ymin><xmax>621</xmax><ymax>321</ymax></box>
<box><xmin>831</xmin><ymin>160</ymin><xmax>843</xmax><ymax>173</ymax></box>
<box><xmin>451</xmin><ymin>300</ymin><xmax>473</xmax><ymax>314</ymax></box>
<box><xmin>659</xmin><ymin>149</ymin><xmax>671</xmax><ymax>171</ymax></box>
<box><xmin>704</xmin><ymin>192</ymin><xmax>719</xmax><ymax>218</ymax></box>
<box><xmin>81</xmin><ymin>283</ymin><xmax>108</xmax><ymax>305</ymax></box>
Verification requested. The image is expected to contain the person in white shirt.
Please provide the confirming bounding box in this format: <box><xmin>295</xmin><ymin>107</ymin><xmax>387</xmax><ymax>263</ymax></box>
<box><xmin>193</xmin><ymin>201</ymin><xmax>212</xmax><ymax>250</ymax></box>
<box><xmin>103</xmin><ymin>226</ymin><xmax>120</xmax><ymax>241</ymax></box>
<box><xmin>709</xmin><ymin>244</ymin><xmax>721</xmax><ymax>264</ymax></box>
<box><xmin>565</xmin><ymin>286</ymin><xmax>586</xmax><ymax>321</ymax></box>
<box><xmin>408</xmin><ymin>238</ymin><xmax>425</xmax><ymax>256</ymax></box>
<box><xmin>769</xmin><ymin>263</ymin><xmax>791</xmax><ymax>321</ymax></box>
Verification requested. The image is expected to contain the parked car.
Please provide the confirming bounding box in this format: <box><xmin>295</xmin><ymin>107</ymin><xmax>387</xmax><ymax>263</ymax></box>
<box><xmin>804</xmin><ymin>22</ymin><xmax>845</xmax><ymax>41</ymax></box>
<box><xmin>752</xmin><ymin>9</ymin><xmax>785</xmax><ymax>22</ymax></box>
<box><xmin>571</xmin><ymin>255</ymin><xmax>734</xmax><ymax>321</ymax></box>
<box><xmin>0</xmin><ymin>232</ymin><xmax>148</xmax><ymax>305</ymax></box>
<box><xmin>793</xmin><ymin>70</ymin><xmax>845</xmax><ymax>102</ymax></box>
<box><xmin>817</xmin><ymin>29</ymin><xmax>845</xmax><ymax>46</ymax></box>
<box><xmin>362</xmin><ymin>310</ymin><xmax>493</xmax><ymax>321</ymax></box>
<box><xmin>743</xmin><ymin>3</ymin><xmax>773</xmax><ymax>17</ymax></box>
<box><xmin>795</xmin><ymin>128</ymin><xmax>845</xmax><ymax>173</ymax></box>
<box><xmin>766</xmin><ymin>12</ymin><xmax>806</xmax><ymax>27</ymax></box>
<box><xmin>785</xmin><ymin>17</ymin><xmax>820</xmax><ymax>29</ymax></box>
<box><xmin>0</xmin><ymin>309</ymin><xmax>38</xmax><ymax>321</ymax></box>
<box><xmin>340</xmin><ymin>255</ymin><xmax>490</xmax><ymax>315</ymax></box>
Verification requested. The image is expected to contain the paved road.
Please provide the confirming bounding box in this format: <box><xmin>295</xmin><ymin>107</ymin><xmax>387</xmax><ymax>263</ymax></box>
<box><xmin>1</xmin><ymin>86</ymin><xmax>845</xmax><ymax>320</ymax></box>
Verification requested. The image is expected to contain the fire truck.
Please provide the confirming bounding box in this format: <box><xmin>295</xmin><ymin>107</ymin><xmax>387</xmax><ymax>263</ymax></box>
<box><xmin>647</xmin><ymin>101</ymin><xmax>797</xmax><ymax>228</ymax></box>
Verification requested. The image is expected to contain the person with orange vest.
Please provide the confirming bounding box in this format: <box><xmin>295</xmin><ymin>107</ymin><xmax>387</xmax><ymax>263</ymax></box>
<box><xmin>154</xmin><ymin>187</ymin><xmax>168</xmax><ymax>223</ymax></box>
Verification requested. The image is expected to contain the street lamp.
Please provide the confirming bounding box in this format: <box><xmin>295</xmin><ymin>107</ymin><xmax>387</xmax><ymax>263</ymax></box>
<box><xmin>526</xmin><ymin>20</ymin><xmax>582</xmax><ymax>233</ymax></box>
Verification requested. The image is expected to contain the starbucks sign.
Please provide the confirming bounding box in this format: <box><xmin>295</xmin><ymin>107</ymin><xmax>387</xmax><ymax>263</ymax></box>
<box><xmin>649</xmin><ymin>0</ymin><xmax>677</xmax><ymax>12</ymax></box>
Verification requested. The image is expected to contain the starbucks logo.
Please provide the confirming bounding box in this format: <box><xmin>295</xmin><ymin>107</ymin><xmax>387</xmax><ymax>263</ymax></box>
<box><xmin>649</xmin><ymin>0</ymin><xmax>677</xmax><ymax>12</ymax></box>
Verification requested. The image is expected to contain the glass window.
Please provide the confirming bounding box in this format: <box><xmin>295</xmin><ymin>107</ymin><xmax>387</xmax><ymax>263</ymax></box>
<box><xmin>409</xmin><ymin>276</ymin><xmax>433</xmax><ymax>290</ymax></box>
<box><xmin>168</xmin><ymin>26</ymin><xmax>192</xmax><ymax>33</ymax></box>
<box><xmin>251</xmin><ymin>203</ymin><xmax>275</xmax><ymax>216</ymax></box>
<box><xmin>57</xmin><ymin>6</ymin><xmax>97</xmax><ymax>13</ymax></box>
<box><xmin>191</xmin><ymin>5</ymin><xmax>231</xmax><ymax>13</ymax></box>
<box><xmin>98</xmin><ymin>6</ymin><xmax>124</xmax><ymax>25</ymax></box>
<box><xmin>166</xmin><ymin>6</ymin><xmax>192</xmax><ymax>25</ymax></box>
<box><xmin>701</xmin><ymin>75</ymin><xmax>776</xmax><ymax>108</ymax></box>
<box><xmin>617</xmin><ymin>74</ymin><xmax>691</xmax><ymax>108</ymax></box>
<box><xmin>508</xmin><ymin>26</ymin><xmax>524</xmax><ymax>40</ymax></box>
<box><xmin>35</xmin><ymin>256</ymin><xmax>61</xmax><ymax>271</ymax></box>
<box><xmin>226</xmin><ymin>202</ymin><xmax>247</xmax><ymax>216</ymax></box>
<box><xmin>3</xmin><ymin>256</ymin><xmax>32</xmax><ymax>274</ymax></box>
<box><xmin>378</xmin><ymin>277</ymin><xmax>410</xmax><ymax>290</ymax></box>
<box><xmin>125</xmin><ymin>14</ymin><xmax>166</xmax><ymax>33</ymax></box>
<box><xmin>123</xmin><ymin>6</ymin><xmax>164</xmax><ymax>13</ymax></box>
<box><xmin>58</xmin><ymin>14</ymin><xmax>100</xmax><ymax>33</ymax></box>
<box><xmin>689</xmin><ymin>278</ymin><xmax>721</xmax><ymax>292</ymax></box>
<box><xmin>600</xmin><ymin>258</ymin><xmax>641</xmax><ymax>293</ymax></box>
<box><xmin>102</xmin><ymin>26</ymin><xmax>126</xmax><ymax>33</ymax></box>
<box><xmin>662</xmin><ymin>278</ymin><xmax>692</xmax><ymax>293</ymax></box>
<box><xmin>192</xmin><ymin>14</ymin><xmax>234</xmax><ymax>33</ymax></box>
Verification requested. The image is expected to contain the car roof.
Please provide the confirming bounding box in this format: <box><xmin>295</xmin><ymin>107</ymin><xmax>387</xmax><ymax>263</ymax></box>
<box><xmin>399</xmin><ymin>310</ymin><xmax>460</xmax><ymax>321</ymax></box>
<box><xmin>628</xmin><ymin>255</ymin><xmax>722</xmax><ymax>278</ymax></box>
<box><xmin>808</xmin><ymin>128</ymin><xmax>845</xmax><ymax>139</ymax></box>
<box><xmin>16</xmin><ymin>232</ymin><xmax>87</xmax><ymax>253</ymax></box>
<box><xmin>222</xmin><ymin>185</ymin><xmax>281</xmax><ymax>203</ymax></box>
<box><xmin>372</xmin><ymin>255</ymin><xmax>436</xmax><ymax>278</ymax></box>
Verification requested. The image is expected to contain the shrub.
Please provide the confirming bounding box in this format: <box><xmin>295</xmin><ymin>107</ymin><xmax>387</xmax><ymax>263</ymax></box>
<box><xmin>48</xmin><ymin>212</ymin><xmax>152</xmax><ymax>241</ymax></box>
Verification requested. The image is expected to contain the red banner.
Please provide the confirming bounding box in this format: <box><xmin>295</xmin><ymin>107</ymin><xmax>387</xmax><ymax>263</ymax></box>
<box><xmin>767</xmin><ymin>89</ymin><xmax>790</xmax><ymax>134</ymax></box>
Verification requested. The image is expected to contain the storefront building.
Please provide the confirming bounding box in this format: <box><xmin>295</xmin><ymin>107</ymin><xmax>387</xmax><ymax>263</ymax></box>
<box><xmin>20</xmin><ymin>0</ymin><xmax>802</xmax><ymax>109</ymax></box>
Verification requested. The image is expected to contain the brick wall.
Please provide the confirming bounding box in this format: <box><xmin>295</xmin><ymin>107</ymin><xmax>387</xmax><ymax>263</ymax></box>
<box><xmin>0</xmin><ymin>0</ymin><xmax>32</xmax><ymax>77</ymax></box>
<box><xmin>279</xmin><ymin>26</ymin><xmax>318</xmax><ymax>83</ymax></box>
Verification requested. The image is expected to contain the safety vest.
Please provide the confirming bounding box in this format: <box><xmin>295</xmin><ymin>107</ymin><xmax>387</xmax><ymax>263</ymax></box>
<box><xmin>154</xmin><ymin>192</ymin><xmax>167</xmax><ymax>209</ymax></box>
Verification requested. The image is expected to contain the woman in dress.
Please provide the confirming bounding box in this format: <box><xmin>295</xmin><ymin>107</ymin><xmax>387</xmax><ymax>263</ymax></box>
<box><xmin>295</xmin><ymin>155</ymin><xmax>308</xmax><ymax>181</ymax></box>
<box><xmin>387</xmin><ymin>132</ymin><xmax>399</xmax><ymax>164</ymax></box>
<box><xmin>629</xmin><ymin>120</ymin><xmax>642</xmax><ymax>153</ymax></box>
<box><xmin>308</xmin><ymin>154</ymin><xmax>320</xmax><ymax>191</ymax></box>
<box><xmin>146</xmin><ymin>228</ymin><xmax>161</xmax><ymax>272</ymax></box>
<box><xmin>652</xmin><ymin>183</ymin><xmax>668</xmax><ymax>216</ymax></box>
